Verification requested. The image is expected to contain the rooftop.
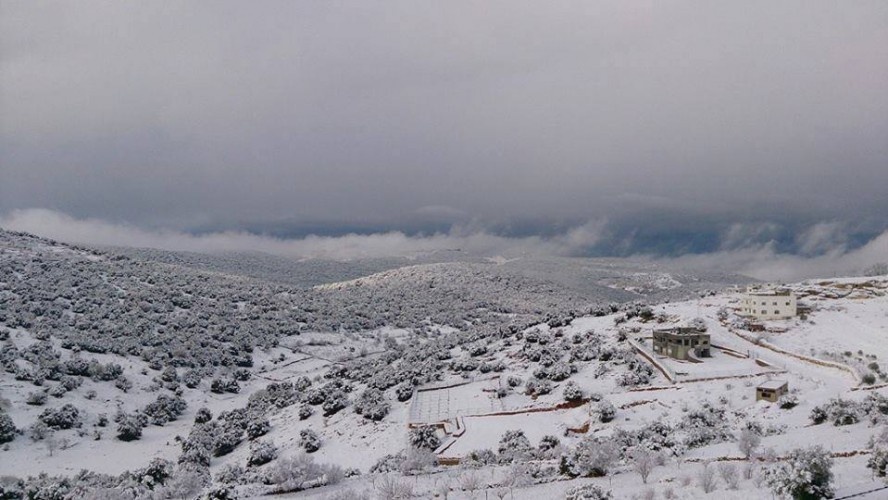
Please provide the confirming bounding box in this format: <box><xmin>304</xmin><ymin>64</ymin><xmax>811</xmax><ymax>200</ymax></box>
<box><xmin>746</xmin><ymin>285</ymin><xmax>794</xmax><ymax>296</ymax></box>
<box><xmin>757</xmin><ymin>380</ymin><xmax>788</xmax><ymax>390</ymax></box>
<box><xmin>653</xmin><ymin>327</ymin><xmax>708</xmax><ymax>337</ymax></box>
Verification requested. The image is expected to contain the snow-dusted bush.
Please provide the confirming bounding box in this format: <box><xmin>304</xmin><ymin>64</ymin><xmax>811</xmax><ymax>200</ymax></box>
<box><xmin>321</xmin><ymin>389</ymin><xmax>348</xmax><ymax>416</ymax></box>
<box><xmin>38</xmin><ymin>403</ymin><xmax>81</xmax><ymax>430</ymax></box>
<box><xmin>247</xmin><ymin>382</ymin><xmax>297</xmax><ymax>412</ymax></box>
<box><xmin>466</xmin><ymin>341</ymin><xmax>488</xmax><ymax>357</ymax></box>
<box><xmin>369</xmin><ymin>452</ymin><xmax>406</xmax><ymax>473</ymax></box>
<box><xmin>300</xmin><ymin>429</ymin><xmax>321</xmax><ymax>453</ymax></box>
<box><xmin>212</xmin><ymin>425</ymin><xmax>244</xmax><ymax>457</ymax></box>
<box><xmin>304</xmin><ymin>387</ymin><xmax>326</xmax><ymax>405</ymax></box>
<box><xmin>868</xmin><ymin>445</ymin><xmax>888</xmax><ymax>478</ymax></box>
<box><xmin>618</xmin><ymin>359</ymin><xmax>654</xmax><ymax>387</ymax></box>
<box><xmin>551</xmin><ymin>361</ymin><xmax>575</xmax><ymax>382</ymax></box>
<box><xmin>28</xmin><ymin>422</ymin><xmax>50</xmax><ymax>441</ymax></box>
<box><xmin>116</xmin><ymin>413</ymin><xmax>146</xmax><ymax>441</ymax></box>
<box><xmin>214</xmin><ymin>464</ymin><xmax>246</xmax><ymax>485</ymax></box>
<box><xmin>563</xmin><ymin>381</ymin><xmax>584</xmax><ymax>402</ymax></box>
<box><xmin>866</xmin><ymin>427</ymin><xmax>888</xmax><ymax>479</ymax></box>
<box><xmin>395</xmin><ymin>383</ymin><xmax>414</xmax><ymax>402</ymax></box>
<box><xmin>247</xmin><ymin>440</ymin><xmax>278</xmax><ymax>467</ymax></box>
<box><xmin>690</xmin><ymin>317</ymin><xmax>707</xmax><ymax>331</ymax></box>
<box><xmin>524</xmin><ymin>378</ymin><xmax>552</xmax><ymax>396</ymax></box>
<box><xmin>563</xmin><ymin>483</ymin><xmax>613</xmax><ymax>500</ymax></box>
<box><xmin>59</xmin><ymin>375</ymin><xmax>82</xmax><ymax>391</ymax></box>
<box><xmin>0</xmin><ymin>410</ymin><xmax>17</xmax><ymax>443</ymax></box>
<box><xmin>400</xmin><ymin>448</ymin><xmax>437</xmax><ymax>474</ymax></box>
<box><xmin>160</xmin><ymin>366</ymin><xmax>178</xmax><ymax>383</ymax></box>
<box><xmin>498</xmin><ymin>429</ymin><xmax>534</xmax><ymax>464</ymax></box>
<box><xmin>408</xmin><ymin>425</ymin><xmax>440</xmax><ymax>451</ymax></box>
<box><xmin>354</xmin><ymin>388</ymin><xmax>390</xmax><ymax>421</ymax></box>
<box><xmin>613</xmin><ymin>422</ymin><xmax>683</xmax><ymax>461</ymax></box>
<box><xmin>246</xmin><ymin>417</ymin><xmax>270</xmax><ymax>440</ymax></box>
<box><xmin>178</xmin><ymin>444</ymin><xmax>211</xmax><ymax>469</ymax></box>
<box><xmin>194</xmin><ymin>407</ymin><xmax>213</xmax><ymax>424</ymax></box>
<box><xmin>210</xmin><ymin>378</ymin><xmax>240</xmax><ymax>394</ymax></box>
<box><xmin>48</xmin><ymin>384</ymin><xmax>67</xmax><ymax>398</ymax></box>
<box><xmin>682</xmin><ymin>403</ymin><xmax>733</xmax><ymax>448</ymax></box>
<box><xmin>19</xmin><ymin>474</ymin><xmax>75</xmax><ymax>500</ymax></box>
<box><xmin>779</xmin><ymin>393</ymin><xmax>799</xmax><ymax>409</ymax></box>
<box><xmin>462</xmin><ymin>448</ymin><xmax>498</xmax><ymax>467</ymax></box>
<box><xmin>143</xmin><ymin>394</ymin><xmax>187</xmax><ymax>425</ymax></box>
<box><xmin>810</xmin><ymin>398</ymin><xmax>862</xmax><ymax>426</ymax></box>
<box><xmin>560</xmin><ymin>436</ymin><xmax>618</xmax><ymax>477</ymax></box>
<box><xmin>132</xmin><ymin>458</ymin><xmax>175</xmax><ymax>490</ymax></box>
<box><xmin>182</xmin><ymin>369</ymin><xmax>202</xmax><ymax>389</ymax></box>
<box><xmin>298</xmin><ymin>404</ymin><xmax>314</xmax><ymax>420</ymax></box>
<box><xmin>152</xmin><ymin>468</ymin><xmax>208</xmax><ymax>500</ymax></box>
<box><xmin>595</xmin><ymin>400</ymin><xmax>616</xmax><ymax>423</ymax></box>
<box><xmin>538</xmin><ymin>435</ymin><xmax>561</xmax><ymax>458</ymax></box>
<box><xmin>765</xmin><ymin>446</ymin><xmax>834</xmax><ymax>500</ymax></box>
<box><xmin>264</xmin><ymin>454</ymin><xmax>327</xmax><ymax>493</ymax></box>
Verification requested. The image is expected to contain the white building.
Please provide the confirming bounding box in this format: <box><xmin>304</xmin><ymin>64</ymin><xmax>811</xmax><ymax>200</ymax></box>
<box><xmin>741</xmin><ymin>287</ymin><xmax>797</xmax><ymax>320</ymax></box>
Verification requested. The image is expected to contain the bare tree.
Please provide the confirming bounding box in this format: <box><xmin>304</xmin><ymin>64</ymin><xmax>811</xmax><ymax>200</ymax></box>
<box><xmin>460</xmin><ymin>471</ymin><xmax>482</xmax><ymax>499</ymax></box>
<box><xmin>718</xmin><ymin>462</ymin><xmax>740</xmax><ymax>490</ymax></box>
<box><xmin>45</xmin><ymin>434</ymin><xmax>58</xmax><ymax>457</ymax></box>
<box><xmin>742</xmin><ymin>462</ymin><xmax>756</xmax><ymax>480</ymax></box>
<box><xmin>435</xmin><ymin>475</ymin><xmax>452</xmax><ymax>500</ymax></box>
<box><xmin>738</xmin><ymin>428</ymin><xmax>761</xmax><ymax>459</ymax></box>
<box><xmin>375</xmin><ymin>474</ymin><xmax>414</xmax><ymax>500</ymax></box>
<box><xmin>697</xmin><ymin>461</ymin><xmax>718</xmax><ymax>493</ymax></box>
<box><xmin>633</xmin><ymin>450</ymin><xmax>657</xmax><ymax>484</ymax></box>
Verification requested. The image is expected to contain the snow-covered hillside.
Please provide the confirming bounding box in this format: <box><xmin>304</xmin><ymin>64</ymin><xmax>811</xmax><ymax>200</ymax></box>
<box><xmin>1</xmin><ymin>229</ymin><xmax>887</xmax><ymax>499</ymax></box>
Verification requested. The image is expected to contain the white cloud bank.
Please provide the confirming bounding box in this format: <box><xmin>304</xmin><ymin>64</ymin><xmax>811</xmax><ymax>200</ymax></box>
<box><xmin>2</xmin><ymin>208</ymin><xmax>885</xmax><ymax>282</ymax></box>
<box><xmin>653</xmin><ymin>235</ymin><xmax>888</xmax><ymax>282</ymax></box>
<box><xmin>0</xmin><ymin>208</ymin><xmax>604</xmax><ymax>261</ymax></box>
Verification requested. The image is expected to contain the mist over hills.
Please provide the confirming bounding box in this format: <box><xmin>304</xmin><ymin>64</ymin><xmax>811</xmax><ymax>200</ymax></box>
<box><xmin>106</xmin><ymin>241</ymin><xmax>753</xmax><ymax>302</ymax></box>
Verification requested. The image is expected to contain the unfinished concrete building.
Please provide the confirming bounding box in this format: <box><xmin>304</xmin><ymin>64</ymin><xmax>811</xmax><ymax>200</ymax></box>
<box><xmin>652</xmin><ymin>327</ymin><xmax>711</xmax><ymax>361</ymax></box>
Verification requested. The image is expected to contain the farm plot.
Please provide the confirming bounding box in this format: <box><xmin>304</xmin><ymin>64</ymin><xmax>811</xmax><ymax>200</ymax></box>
<box><xmin>440</xmin><ymin>409</ymin><xmax>585</xmax><ymax>459</ymax></box>
<box><xmin>408</xmin><ymin>378</ymin><xmax>505</xmax><ymax>424</ymax></box>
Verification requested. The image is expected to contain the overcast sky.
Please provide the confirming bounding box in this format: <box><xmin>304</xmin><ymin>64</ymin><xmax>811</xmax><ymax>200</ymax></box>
<box><xmin>1</xmin><ymin>1</ymin><xmax>887</xmax><ymax>258</ymax></box>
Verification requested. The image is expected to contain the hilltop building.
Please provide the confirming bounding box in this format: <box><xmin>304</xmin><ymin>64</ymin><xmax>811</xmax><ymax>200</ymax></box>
<box><xmin>652</xmin><ymin>327</ymin><xmax>711</xmax><ymax>361</ymax></box>
<box><xmin>741</xmin><ymin>286</ymin><xmax>797</xmax><ymax>320</ymax></box>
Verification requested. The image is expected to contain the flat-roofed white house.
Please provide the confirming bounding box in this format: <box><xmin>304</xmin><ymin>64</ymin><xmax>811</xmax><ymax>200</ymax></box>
<box><xmin>741</xmin><ymin>287</ymin><xmax>797</xmax><ymax>320</ymax></box>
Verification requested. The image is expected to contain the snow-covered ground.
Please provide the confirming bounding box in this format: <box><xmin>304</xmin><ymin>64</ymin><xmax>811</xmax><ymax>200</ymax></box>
<box><xmin>2</xmin><ymin>230</ymin><xmax>888</xmax><ymax>499</ymax></box>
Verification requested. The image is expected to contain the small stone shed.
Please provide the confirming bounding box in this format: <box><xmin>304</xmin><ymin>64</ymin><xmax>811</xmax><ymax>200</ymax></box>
<box><xmin>756</xmin><ymin>380</ymin><xmax>789</xmax><ymax>402</ymax></box>
<box><xmin>652</xmin><ymin>327</ymin><xmax>711</xmax><ymax>361</ymax></box>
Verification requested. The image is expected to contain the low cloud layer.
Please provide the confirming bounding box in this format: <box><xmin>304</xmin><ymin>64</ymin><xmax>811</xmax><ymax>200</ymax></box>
<box><xmin>3</xmin><ymin>208</ymin><xmax>885</xmax><ymax>282</ymax></box>
<box><xmin>0</xmin><ymin>208</ymin><xmax>605</xmax><ymax>261</ymax></box>
<box><xmin>657</xmin><ymin>234</ymin><xmax>888</xmax><ymax>282</ymax></box>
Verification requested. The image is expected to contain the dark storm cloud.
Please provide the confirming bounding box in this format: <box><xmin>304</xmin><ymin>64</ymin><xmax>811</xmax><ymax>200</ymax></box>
<box><xmin>2</xmin><ymin>1</ymin><xmax>887</xmax><ymax>252</ymax></box>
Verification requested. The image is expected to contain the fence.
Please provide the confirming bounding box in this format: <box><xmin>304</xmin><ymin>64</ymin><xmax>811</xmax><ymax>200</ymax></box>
<box><xmin>629</xmin><ymin>338</ymin><xmax>676</xmax><ymax>383</ymax></box>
